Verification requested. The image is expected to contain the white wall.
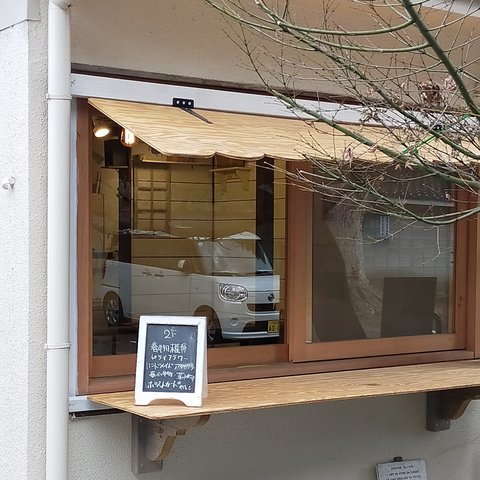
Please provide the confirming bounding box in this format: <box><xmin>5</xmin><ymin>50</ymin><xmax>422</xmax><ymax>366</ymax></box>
<box><xmin>69</xmin><ymin>395</ymin><xmax>480</xmax><ymax>480</ymax></box>
<box><xmin>0</xmin><ymin>1</ymin><xmax>48</xmax><ymax>479</ymax></box>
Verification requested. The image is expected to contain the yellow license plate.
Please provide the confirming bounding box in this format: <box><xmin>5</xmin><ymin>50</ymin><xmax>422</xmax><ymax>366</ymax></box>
<box><xmin>268</xmin><ymin>320</ymin><xmax>280</xmax><ymax>333</ymax></box>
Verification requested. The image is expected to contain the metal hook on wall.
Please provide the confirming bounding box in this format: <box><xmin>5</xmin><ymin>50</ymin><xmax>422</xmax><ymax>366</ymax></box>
<box><xmin>2</xmin><ymin>177</ymin><xmax>16</xmax><ymax>190</ymax></box>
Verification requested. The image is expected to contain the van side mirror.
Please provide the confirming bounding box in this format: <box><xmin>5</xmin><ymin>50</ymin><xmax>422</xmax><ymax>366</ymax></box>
<box><xmin>177</xmin><ymin>259</ymin><xmax>193</xmax><ymax>274</ymax></box>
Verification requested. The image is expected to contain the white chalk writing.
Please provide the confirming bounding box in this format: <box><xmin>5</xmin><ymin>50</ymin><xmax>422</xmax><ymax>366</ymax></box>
<box><xmin>143</xmin><ymin>325</ymin><xmax>197</xmax><ymax>393</ymax></box>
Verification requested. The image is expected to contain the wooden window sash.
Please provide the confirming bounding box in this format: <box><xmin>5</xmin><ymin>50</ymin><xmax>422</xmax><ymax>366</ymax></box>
<box><xmin>76</xmin><ymin>99</ymin><xmax>289</xmax><ymax>394</ymax></box>
<box><xmin>287</xmin><ymin>163</ymin><xmax>470</xmax><ymax>362</ymax></box>
<box><xmin>77</xmin><ymin>99</ymin><xmax>93</xmax><ymax>394</ymax></box>
<box><xmin>85</xmin><ymin>349</ymin><xmax>474</xmax><ymax>395</ymax></box>
<box><xmin>89</xmin><ymin>344</ymin><xmax>289</xmax><ymax>379</ymax></box>
<box><xmin>466</xmin><ymin>190</ymin><xmax>480</xmax><ymax>355</ymax></box>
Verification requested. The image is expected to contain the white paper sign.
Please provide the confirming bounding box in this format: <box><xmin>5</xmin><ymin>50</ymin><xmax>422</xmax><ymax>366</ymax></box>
<box><xmin>376</xmin><ymin>460</ymin><xmax>428</xmax><ymax>480</ymax></box>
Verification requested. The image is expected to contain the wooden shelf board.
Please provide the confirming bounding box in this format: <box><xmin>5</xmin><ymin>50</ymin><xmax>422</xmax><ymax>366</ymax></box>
<box><xmin>88</xmin><ymin>360</ymin><xmax>480</xmax><ymax>420</ymax></box>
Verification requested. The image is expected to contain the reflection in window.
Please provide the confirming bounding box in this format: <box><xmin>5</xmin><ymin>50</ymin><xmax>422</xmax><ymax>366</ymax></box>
<box><xmin>90</xmin><ymin>121</ymin><xmax>285</xmax><ymax>355</ymax></box>
<box><xmin>311</xmin><ymin>197</ymin><xmax>454</xmax><ymax>342</ymax></box>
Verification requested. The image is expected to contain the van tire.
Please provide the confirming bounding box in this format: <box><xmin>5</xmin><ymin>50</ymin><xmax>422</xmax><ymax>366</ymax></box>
<box><xmin>104</xmin><ymin>292</ymin><xmax>125</xmax><ymax>328</ymax></box>
<box><xmin>195</xmin><ymin>307</ymin><xmax>222</xmax><ymax>346</ymax></box>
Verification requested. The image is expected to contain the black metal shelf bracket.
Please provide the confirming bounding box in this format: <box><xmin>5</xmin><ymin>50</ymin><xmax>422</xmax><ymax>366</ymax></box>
<box><xmin>427</xmin><ymin>387</ymin><xmax>480</xmax><ymax>431</ymax></box>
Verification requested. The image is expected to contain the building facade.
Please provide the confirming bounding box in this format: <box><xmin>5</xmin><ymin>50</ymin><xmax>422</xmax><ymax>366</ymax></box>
<box><xmin>2</xmin><ymin>1</ymin><xmax>480</xmax><ymax>479</ymax></box>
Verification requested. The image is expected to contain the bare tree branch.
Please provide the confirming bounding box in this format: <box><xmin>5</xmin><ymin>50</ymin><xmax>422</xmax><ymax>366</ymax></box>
<box><xmin>204</xmin><ymin>0</ymin><xmax>480</xmax><ymax>224</ymax></box>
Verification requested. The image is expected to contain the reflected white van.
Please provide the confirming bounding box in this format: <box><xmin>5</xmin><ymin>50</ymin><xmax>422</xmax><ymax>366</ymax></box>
<box><xmin>101</xmin><ymin>232</ymin><xmax>281</xmax><ymax>344</ymax></box>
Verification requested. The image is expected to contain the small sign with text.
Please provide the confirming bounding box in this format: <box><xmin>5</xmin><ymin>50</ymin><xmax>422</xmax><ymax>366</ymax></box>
<box><xmin>135</xmin><ymin>316</ymin><xmax>207</xmax><ymax>407</ymax></box>
<box><xmin>376</xmin><ymin>460</ymin><xmax>427</xmax><ymax>480</ymax></box>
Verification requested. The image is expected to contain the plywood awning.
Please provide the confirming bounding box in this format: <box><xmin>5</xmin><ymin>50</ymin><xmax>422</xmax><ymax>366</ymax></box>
<box><xmin>88</xmin><ymin>97</ymin><xmax>390</xmax><ymax>162</ymax></box>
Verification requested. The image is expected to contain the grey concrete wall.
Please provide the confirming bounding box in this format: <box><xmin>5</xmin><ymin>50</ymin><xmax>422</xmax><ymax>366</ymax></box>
<box><xmin>70</xmin><ymin>0</ymin><xmax>341</xmax><ymax>94</ymax></box>
<box><xmin>71</xmin><ymin>0</ymin><xmax>254</xmax><ymax>86</ymax></box>
<box><xmin>69</xmin><ymin>395</ymin><xmax>480</xmax><ymax>480</ymax></box>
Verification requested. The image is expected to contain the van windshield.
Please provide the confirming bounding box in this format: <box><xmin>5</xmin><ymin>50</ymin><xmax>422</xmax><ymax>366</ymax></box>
<box><xmin>195</xmin><ymin>238</ymin><xmax>273</xmax><ymax>276</ymax></box>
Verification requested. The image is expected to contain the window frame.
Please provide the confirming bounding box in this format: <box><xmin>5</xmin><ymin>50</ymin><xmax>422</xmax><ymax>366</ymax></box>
<box><xmin>76</xmin><ymin>98</ymin><xmax>289</xmax><ymax>394</ymax></box>
<box><xmin>73</xmin><ymin>76</ymin><xmax>480</xmax><ymax>396</ymax></box>
<box><xmin>287</xmin><ymin>170</ymin><xmax>471</xmax><ymax>362</ymax></box>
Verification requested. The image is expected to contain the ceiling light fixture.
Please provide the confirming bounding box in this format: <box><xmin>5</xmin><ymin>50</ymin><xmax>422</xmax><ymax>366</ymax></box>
<box><xmin>93</xmin><ymin>117</ymin><xmax>112</xmax><ymax>138</ymax></box>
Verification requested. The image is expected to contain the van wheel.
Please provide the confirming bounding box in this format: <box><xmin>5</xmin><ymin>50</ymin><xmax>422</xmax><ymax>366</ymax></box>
<box><xmin>195</xmin><ymin>307</ymin><xmax>222</xmax><ymax>346</ymax></box>
<box><xmin>104</xmin><ymin>293</ymin><xmax>124</xmax><ymax>328</ymax></box>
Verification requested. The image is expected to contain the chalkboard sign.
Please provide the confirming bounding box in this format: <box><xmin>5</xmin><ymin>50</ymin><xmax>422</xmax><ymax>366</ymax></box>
<box><xmin>135</xmin><ymin>316</ymin><xmax>207</xmax><ymax>407</ymax></box>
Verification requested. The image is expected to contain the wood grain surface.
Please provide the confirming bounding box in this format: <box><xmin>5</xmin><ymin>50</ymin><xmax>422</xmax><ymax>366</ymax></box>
<box><xmin>89</xmin><ymin>360</ymin><xmax>480</xmax><ymax>420</ymax></box>
<box><xmin>88</xmin><ymin>98</ymin><xmax>392</xmax><ymax>161</ymax></box>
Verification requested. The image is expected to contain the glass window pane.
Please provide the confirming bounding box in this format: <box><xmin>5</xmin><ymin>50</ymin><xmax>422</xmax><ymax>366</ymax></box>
<box><xmin>90</xmin><ymin>120</ymin><xmax>285</xmax><ymax>356</ymax></box>
<box><xmin>310</xmin><ymin>196</ymin><xmax>454</xmax><ymax>342</ymax></box>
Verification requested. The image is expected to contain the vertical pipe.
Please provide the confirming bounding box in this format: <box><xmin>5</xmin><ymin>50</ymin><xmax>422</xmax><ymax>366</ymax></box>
<box><xmin>46</xmin><ymin>1</ymin><xmax>72</xmax><ymax>479</ymax></box>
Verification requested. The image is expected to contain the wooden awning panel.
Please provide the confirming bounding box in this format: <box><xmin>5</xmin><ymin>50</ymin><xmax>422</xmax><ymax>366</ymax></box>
<box><xmin>88</xmin><ymin>97</ymin><xmax>389</xmax><ymax>161</ymax></box>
